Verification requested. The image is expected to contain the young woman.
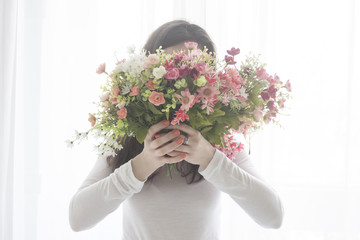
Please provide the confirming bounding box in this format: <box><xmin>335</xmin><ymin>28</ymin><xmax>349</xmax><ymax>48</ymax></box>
<box><xmin>69</xmin><ymin>20</ymin><xmax>284</xmax><ymax>240</ymax></box>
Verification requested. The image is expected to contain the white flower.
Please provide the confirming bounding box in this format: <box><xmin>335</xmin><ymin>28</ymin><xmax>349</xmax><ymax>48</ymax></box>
<box><xmin>127</xmin><ymin>45</ymin><xmax>136</xmax><ymax>54</ymax></box>
<box><xmin>121</xmin><ymin>82</ymin><xmax>131</xmax><ymax>95</ymax></box>
<box><xmin>153</xmin><ymin>66</ymin><xmax>167</xmax><ymax>79</ymax></box>
<box><xmin>116</xmin><ymin>101</ymin><xmax>126</xmax><ymax>109</ymax></box>
<box><xmin>240</xmin><ymin>87</ymin><xmax>248</xmax><ymax>99</ymax></box>
<box><xmin>65</xmin><ymin>140</ymin><xmax>74</xmax><ymax>148</ymax></box>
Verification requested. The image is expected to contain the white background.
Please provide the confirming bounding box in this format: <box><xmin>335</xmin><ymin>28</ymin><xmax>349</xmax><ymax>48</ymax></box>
<box><xmin>1</xmin><ymin>0</ymin><xmax>360</xmax><ymax>239</ymax></box>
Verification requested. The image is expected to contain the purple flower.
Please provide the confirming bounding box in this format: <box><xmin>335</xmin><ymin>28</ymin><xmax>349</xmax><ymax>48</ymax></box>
<box><xmin>225</xmin><ymin>55</ymin><xmax>237</xmax><ymax>65</ymax></box>
<box><xmin>226</xmin><ymin>47</ymin><xmax>240</xmax><ymax>56</ymax></box>
<box><xmin>261</xmin><ymin>92</ymin><xmax>270</xmax><ymax>101</ymax></box>
<box><xmin>179</xmin><ymin>65</ymin><xmax>190</xmax><ymax>78</ymax></box>
<box><xmin>267</xmin><ymin>101</ymin><xmax>276</xmax><ymax>111</ymax></box>
<box><xmin>268</xmin><ymin>85</ymin><xmax>277</xmax><ymax>99</ymax></box>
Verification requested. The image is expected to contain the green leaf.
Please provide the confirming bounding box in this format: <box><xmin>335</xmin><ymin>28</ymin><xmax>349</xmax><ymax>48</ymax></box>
<box><xmin>128</xmin><ymin>104</ymin><xmax>144</xmax><ymax>117</ymax></box>
<box><xmin>144</xmin><ymin>113</ymin><xmax>152</xmax><ymax>123</ymax></box>
<box><xmin>148</xmin><ymin>103</ymin><xmax>163</xmax><ymax>115</ymax></box>
<box><xmin>135</xmin><ymin>126</ymin><xmax>148</xmax><ymax>144</ymax></box>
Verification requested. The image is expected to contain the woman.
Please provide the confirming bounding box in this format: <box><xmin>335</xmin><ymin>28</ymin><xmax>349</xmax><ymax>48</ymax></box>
<box><xmin>69</xmin><ymin>20</ymin><xmax>284</xmax><ymax>239</ymax></box>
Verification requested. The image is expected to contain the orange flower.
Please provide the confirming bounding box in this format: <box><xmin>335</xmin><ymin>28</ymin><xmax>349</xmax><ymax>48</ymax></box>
<box><xmin>117</xmin><ymin>107</ymin><xmax>127</xmax><ymax>119</ymax></box>
<box><xmin>145</xmin><ymin>80</ymin><xmax>156</xmax><ymax>90</ymax></box>
<box><xmin>148</xmin><ymin>91</ymin><xmax>165</xmax><ymax>106</ymax></box>
<box><xmin>129</xmin><ymin>86</ymin><xmax>140</xmax><ymax>96</ymax></box>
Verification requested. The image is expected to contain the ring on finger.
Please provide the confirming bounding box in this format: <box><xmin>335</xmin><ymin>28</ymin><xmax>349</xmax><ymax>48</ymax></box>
<box><xmin>183</xmin><ymin>136</ymin><xmax>189</xmax><ymax>145</ymax></box>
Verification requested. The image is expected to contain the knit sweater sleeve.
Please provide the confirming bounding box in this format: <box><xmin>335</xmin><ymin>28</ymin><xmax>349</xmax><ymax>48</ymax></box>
<box><xmin>68</xmin><ymin>158</ymin><xmax>145</xmax><ymax>231</ymax></box>
<box><xmin>199</xmin><ymin>149</ymin><xmax>284</xmax><ymax>228</ymax></box>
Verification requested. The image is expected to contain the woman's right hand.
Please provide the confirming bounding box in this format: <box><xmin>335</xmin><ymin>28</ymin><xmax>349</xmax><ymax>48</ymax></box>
<box><xmin>131</xmin><ymin>120</ymin><xmax>187</xmax><ymax>181</ymax></box>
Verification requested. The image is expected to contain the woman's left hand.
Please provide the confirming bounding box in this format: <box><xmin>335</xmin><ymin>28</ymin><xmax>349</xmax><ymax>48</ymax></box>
<box><xmin>165</xmin><ymin>124</ymin><xmax>216</xmax><ymax>170</ymax></box>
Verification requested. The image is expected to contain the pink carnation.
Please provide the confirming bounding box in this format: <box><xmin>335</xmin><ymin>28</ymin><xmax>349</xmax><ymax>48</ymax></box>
<box><xmin>184</xmin><ymin>42</ymin><xmax>198</xmax><ymax>50</ymax></box>
<box><xmin>165</xmin><ymin>68</ymin><xmax>180</xmax><ymax>80</ymax></box>
<box><xmin>117</xmin><ymin>107</ymin><xmax>127</xmax><ymax>119</ymax></box>
<box><xmin>144</xmin><ymin>54</ymin><xmax>160</xmax><ymax>68</ymax></box>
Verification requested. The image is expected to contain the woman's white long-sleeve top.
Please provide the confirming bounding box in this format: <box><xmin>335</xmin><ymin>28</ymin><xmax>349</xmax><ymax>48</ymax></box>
<box><xmin>69</xmin><ymin>148</ymin><xmax>284</xmax><ymax>239</ymax></box>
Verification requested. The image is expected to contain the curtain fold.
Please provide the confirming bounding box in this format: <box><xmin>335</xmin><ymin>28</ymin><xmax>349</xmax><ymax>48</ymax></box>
<box><xmin>1</xmin><ymin>0</ymin><xmax>359</xmax><ymax>239</ymax></box>
<box><xmin>0</xmin><ymin>0</ymin><xmax>19</xmax><ymax>239</ymax></box>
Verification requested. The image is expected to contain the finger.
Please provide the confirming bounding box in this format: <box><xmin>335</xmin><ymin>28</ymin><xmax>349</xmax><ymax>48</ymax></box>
<box><xmin>159</xmin><ymin>153</ymin><xmax>187</xmax><ymax>164</ymax></box>
<box><xmin>154</xmin><ymin>133</ymin><xmax>165</xmax><ymax>139</ymax></box>
<box><xmin>167</xmin><ymin>150</ymin><xmax>185</xmax><ymax>157</ymax></box>
<box><xmin>154</xmin><ymin>136</ymin><xmax>185</xmax><ymax>156</ymax></box>
<box><xmin>172</xmin><ymin>144</ymin><xmax>191</xmax><ymax>153</ymax></box>
<box><xmin>165</xmin><ymin>123</ymin><xmax>198</xmax><ymax>137</ymax></box>
<box><xmin>151</xmin><ymin>130</ymin><xmax>181</xmax><ymax>149</ymax></box>
<box><xmin>145</xmin><ymin>120</ymin><xmax>170</xmax><ymax>141</ymax></box>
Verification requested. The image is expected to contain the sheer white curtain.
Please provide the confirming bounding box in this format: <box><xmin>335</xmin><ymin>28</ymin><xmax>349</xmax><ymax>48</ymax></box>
<box><xmin>1</xmin><ymin>0</ymin><xmax>360</xmax><ymax>239</ymax></box>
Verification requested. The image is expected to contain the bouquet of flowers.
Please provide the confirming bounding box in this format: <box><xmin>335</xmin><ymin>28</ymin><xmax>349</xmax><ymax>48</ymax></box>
<box><xmin>67</xmin><ymin>42</ymin><xmax>291</xmax><ymax>162</ymax></box>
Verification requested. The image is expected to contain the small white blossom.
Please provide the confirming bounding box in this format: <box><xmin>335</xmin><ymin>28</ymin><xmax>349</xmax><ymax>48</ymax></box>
<box><xmin>240</xmin><ymin>87</ymin><xmax>249</xmax><ymax>98</ymax></box>
<box><xmin>153</xmin><ymin>66</ymin><xmax>167</xmax><ymax>79</ymax></box>
<box><xmin>65</xmin><ymin>140</ymin><xmax>74</xmax><ymax>148</ymax></box>
<box><xmin>127</xmin><ymin>45</ymin><xmax>136</xmax><ymax>54</ymax></box>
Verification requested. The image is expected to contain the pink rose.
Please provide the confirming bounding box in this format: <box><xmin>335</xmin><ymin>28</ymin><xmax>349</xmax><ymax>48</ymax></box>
<box><xmin>96</xmin><ymin>63</ymin><xmax>106</xmax><ymax>74</ymax></box>
<box><xmin>149</xmin><ymin>91</ymin><xmax>165</xmax><ymax>106</ymax></box>
<box><xmin>144</xmin><ymin>54</ymin><xmax>160</xmax><ymax>68</ymax></box>
<box><xmin>165</xmin><ymin>68</ymin><xmax>180</xmax><ymax>80</ymax></box>
<box><xmin>117</xmin><ymin>107</ymin><xmax>127</xmax><ymax>119</ymax></box>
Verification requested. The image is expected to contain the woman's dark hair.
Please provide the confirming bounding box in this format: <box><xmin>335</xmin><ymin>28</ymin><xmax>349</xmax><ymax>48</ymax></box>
<box><xmin>107</xmin><ymin>20</ymin><xmax>216</xmax><ymax>184</ymax></box>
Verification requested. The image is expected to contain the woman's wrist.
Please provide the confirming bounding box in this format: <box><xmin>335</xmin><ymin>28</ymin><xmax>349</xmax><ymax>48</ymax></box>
<box><xmin>198</xmin><ymin>146</ymin><xmax>216</xmax><ymax>171</ymax></box>
<box><xmin>131</xmin><ymin>153</ymin><xmax>154</xmax><ymax>182</ymax></box>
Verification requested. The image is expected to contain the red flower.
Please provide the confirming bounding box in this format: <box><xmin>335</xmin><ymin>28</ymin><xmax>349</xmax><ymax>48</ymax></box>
<box><xmin>164</xmin><ymin>59</ymin><xmax>175</xmax><ymax>70</ymax></box>
<box><xmin>205</xmin><ymin>74</ymin><xmax>217</xmax><ymax>84</ymax></box>
<box><xmin>174</xmin><ymin>109</ymin><xmax>189</xmax><ymax>122</ymax></box>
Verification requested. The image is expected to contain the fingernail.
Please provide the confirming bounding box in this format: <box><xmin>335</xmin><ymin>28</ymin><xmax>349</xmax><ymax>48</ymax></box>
<box><xmin>155</xmin><ymin>134</ymin><xmax>161</xmax><ymax>139</ymax></box>
<box><xmin>176</xmin><ymin>137</ymin><xmax>184</xmax><ymax>144</ymax></box>
<box><xmin>173</xmin><ymin>130</ymin><xmax>180</xmax><ymax>136</ymax></box>
<box><xmin>163</xmin><ymin>120</ymin><xmax>170</xmax><ymax>125</ymax></box>
<box><xmin>181</xmin><ymin>153</ymin><xmax>187</xmax><ymax>159</ymax></box>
